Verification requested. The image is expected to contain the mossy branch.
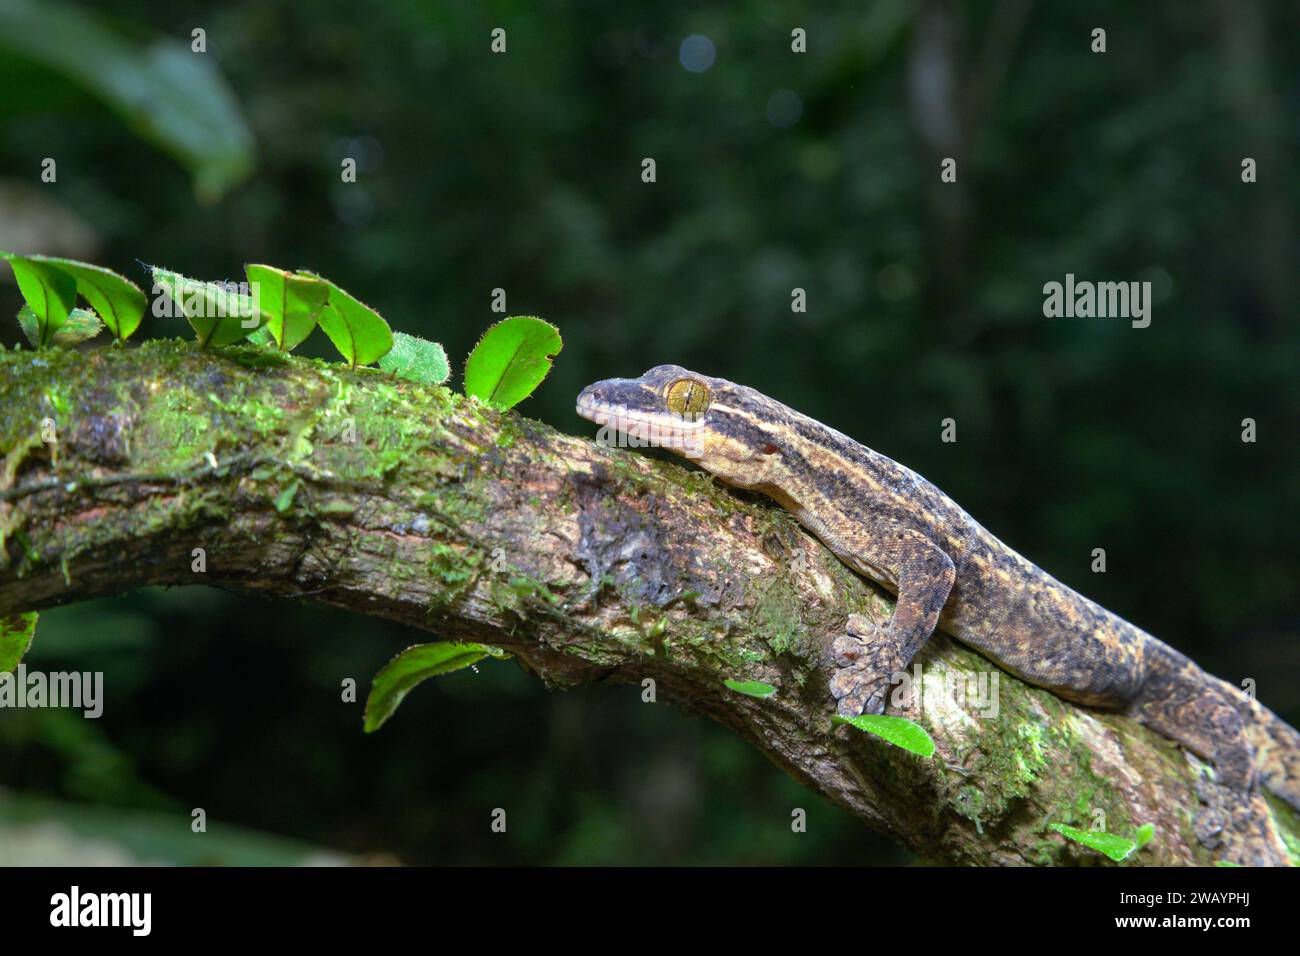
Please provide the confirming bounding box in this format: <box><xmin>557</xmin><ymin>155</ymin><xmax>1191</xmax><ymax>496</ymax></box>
<box><xmin>0</xmin><ymin>341</ymin><xmax>1293</xmax><ymax>865</ymax></box>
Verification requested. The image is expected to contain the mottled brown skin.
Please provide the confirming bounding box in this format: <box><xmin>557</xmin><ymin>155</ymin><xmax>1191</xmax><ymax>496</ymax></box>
<box><xmin>578</xmin><ymin>365</ymin><xmax>1300</xmax><ymax>861</ymax></box>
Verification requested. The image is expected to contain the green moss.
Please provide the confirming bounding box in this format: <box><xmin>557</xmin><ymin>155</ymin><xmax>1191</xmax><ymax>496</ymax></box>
<box><xmin>943</xmin><ymin>670</ymin><xmax>1130</xmax><ymax>847</ymax></box>
<box><xmin>424</xmin><ymin>542</ymin><xmax>480</xmax><ymax>614</ymax></box>
<box><xmin>666</xmin><ymin>613</ymin><xmax>761</xmax><ymax>673</ymax></box>
<box><xmin>1263</xmin><ymin>792</ymin><xmax>1300</xmax><ymax>866</ymax></box>
<box><xmin>1009</xmin><ymin>723</ymin><xmax>1048</xmax><ymax>790</ymax></box>
<box><xmin>956</xmin><ymin>786</ymin><xmax>985</xmax><ymax>833</ymax></box>
<box><xmin>415</xmin><ymin>483</ymin><xmax>488</xmax><ymax>531</ymax></box>
<box><xmin>494</xmin><ymin>417</ymin><xmax>522</xmax><ymax>449</ymax></box>
<box><xmin>428</xmin><ymin>542</ymin><xmax>478</xmax><ymax>586</ymax></box>
<box><xmin>272</xmin><ymin>482</ymin><xmax>300</xmax><ymax>513</ymax></box>
<box><xmin>43</xmin><ymin>388</ymin><xmax>70</xmax><ymax>420</ymax></box>
<box><xmin>133</xmin><ymin>388</ymin><xmax>215</xmax><ymax>471</ymax></box>
<box><xmin>506</xmin><ymin>574</ymin><xmax>561</xmax><ymax>606</ymax></box>
<box><xmin>752</xmin><ymin>579</ymin><xmax>805</xmax><ymax>657</ymax></box>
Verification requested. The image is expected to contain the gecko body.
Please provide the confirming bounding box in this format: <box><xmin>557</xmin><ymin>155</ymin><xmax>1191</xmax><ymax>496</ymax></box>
<box><xmin>576</xmin><ymin>365</ymin><xmax>1300</xmax><ymax>847</ymax></box>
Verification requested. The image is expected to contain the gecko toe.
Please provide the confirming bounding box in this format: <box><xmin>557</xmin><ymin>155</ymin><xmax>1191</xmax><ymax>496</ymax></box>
<box><xmin>1193</xmin><ymin>808</ymin><xmax>1225</xmax><ymax>850</ymax></box>
<box><xmin>830</xmin><ymin>663</ymin><xmax>894</xmax><ymax>718</ymax></box>
<box><xmin>835</xmin><ymin>684</ymin><xmax>871</xmax><ymax>718</ymax></box>
<box><xmin>831</xmin><ymin>615</ymin><xmax>884</xmax><ymax>667</ymax></box>
<box><xmin>862</xmin><ymin>691</ymin><xmax>888</xmax><ymax>716</ymax></box>
<box><xmin>845</xmin><ymin>613</ymin><xmax>881</xmax><ymax>639</ymax></box>
<box><xmin>831</xmin><ymin>634</ymin><xmax>866</xmax><ymax>667</ymax></box>
<box><xmin>829</xmin><ymin>665</ymin><xmax>863</xmax><ymax>701</ymax></box>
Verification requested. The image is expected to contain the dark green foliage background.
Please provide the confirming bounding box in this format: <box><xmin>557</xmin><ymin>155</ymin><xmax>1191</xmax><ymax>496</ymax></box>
<box><xmin>0</xmin><ymin>1</ymin><xmax>1295</xmax><ymax>864</ymax></box>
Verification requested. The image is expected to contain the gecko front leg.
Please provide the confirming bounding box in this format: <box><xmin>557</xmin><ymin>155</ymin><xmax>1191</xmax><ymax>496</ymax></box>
<box><xmin>829</xmin><ymin>533</ymin><xmax>956</xmax><ymax>717</ymax></box>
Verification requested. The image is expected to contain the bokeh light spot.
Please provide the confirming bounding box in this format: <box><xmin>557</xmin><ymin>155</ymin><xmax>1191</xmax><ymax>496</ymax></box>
<box><xmin>679</xmin><ymin>34</ymin><xmax>715</xmax><ymax>73</ymax></box>
<box><xmin>766</xmin><ymin>89</ymin><xmax>802</xmax><ymax>128</ymax></box>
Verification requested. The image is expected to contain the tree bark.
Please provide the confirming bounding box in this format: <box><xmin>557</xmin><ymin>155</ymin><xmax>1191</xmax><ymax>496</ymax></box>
<box><xmin>1</xmin><ymin>340</ymin><xmax>1294</xmax><ymax>865</ymax></box>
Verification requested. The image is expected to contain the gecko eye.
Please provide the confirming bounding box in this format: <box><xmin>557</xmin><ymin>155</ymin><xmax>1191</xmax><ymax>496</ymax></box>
<box><xmin>665</xmin><ymin>377</ymin><xmax>711</xmax><ymax>416</ymax></box>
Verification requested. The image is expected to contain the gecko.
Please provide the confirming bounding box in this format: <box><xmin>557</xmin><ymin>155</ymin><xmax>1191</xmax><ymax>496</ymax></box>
<box><xmin>576</xmin><ymin>365</ymin><xmax>1300</xmax><ymax>859</ymax></box>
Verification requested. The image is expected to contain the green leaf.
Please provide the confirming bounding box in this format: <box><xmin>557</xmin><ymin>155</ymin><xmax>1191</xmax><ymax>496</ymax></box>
<box><xmin>378</xmin><ymin>331</ymin><xmax>451</xmax><ymax>385</ymax></box>
<box><xmin>2</xmin><ymin>251</ymin><xmax>76</xmax><ymax>347</ymax></box>
<box><xmin>15</xmin><ymin>306</ymin><xmax>38</xmax><ymax>348</ymax></box>
<box><xmin>1214</xmin><ymin>860</ymin><xmax>1242</xmax><ymax>867</ymax></box>
<box><xmin>463</xmin><ymin>315</ymin><xmax>562</xmax><ymax>409</ymax></box>
<box><xmin>1133</xmin><ymin>822</ymin><xmax>1155</xmax><ymax>849</ymax></box>
<box><xmin>833</xmin><ymin>714</ymin><xmax>936</xmax><ymax>757</ymax></box>
<box><xmin>152</xmin><ymin>267</ymin><xmax>264</xmax><ymax>348</ymax></box>
<box><xmin>48</xmin><ymin>306</ymin><xmax>102</xmax><ymax>346</ymax></box>
<box><xmin>304</xmin><ymin>273</ymin><xmax>394</xmax><ymax>367</ymax></box>
<box><xmin>245</xmin><ymin>264</ymin><xmax>328</xmax><ymax>351</ymax></box>
<box><xmin>723</xmin><ymin>678</ymin><xmax>777</xmax><ymax>699</ymax></box>
<box><xmin>1048</xmin><ymin>823</ymin><xmax>1138</xmax><ymax>862</ymax></box>
<box><xmin>272</xmin><ymin>481</ymin><xmax>299</xmax><ymax>514</ymax></box>
<box><xmin>0</xmin><ymin>612</ymin><xmax>38</xmax><ymax>674</ymax></box>
<box><xmin>18</xmin><ymin>306</ymin><xmax>103</xmax><ymax>348</ymax></box>
<box><xmin>246</xmin><ymin>325</ymin><xmax>276</xmax><ymax>347</ymax></box>
<box><xmin>26</xmin><ymin>256</ymin><xmax>146</xmax><ymax>342</ymax></box>
<box><xmin>0</xmin><ymin>0</ymin><xmax>255</xmax><ymax>202</ymax></box>
<box><xmin>364</xmin><ymin>641</ymin><xmax>507</xmax><ymax>733</ymax></box>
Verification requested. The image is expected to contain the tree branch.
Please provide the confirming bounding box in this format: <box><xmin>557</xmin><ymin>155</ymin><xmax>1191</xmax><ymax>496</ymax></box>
<box><xmin>2</xmin><ymin>341</ymin><xmax>1293</xmax><ymax>865</ymax></box>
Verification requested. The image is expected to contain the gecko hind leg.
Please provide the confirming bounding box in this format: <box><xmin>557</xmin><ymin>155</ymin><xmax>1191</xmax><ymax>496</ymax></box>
<box><xmin>1133</xmin><ymin>670</ymin><xmax>1289</xmax><ymax>864</ymax></box>
<box><xmin>1132</xmin><ymin>665</ymin><xmax>1255</xmax><ymax>792</ymax></box>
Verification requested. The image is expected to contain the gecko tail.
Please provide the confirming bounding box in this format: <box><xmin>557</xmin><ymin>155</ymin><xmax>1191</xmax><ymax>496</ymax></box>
<box><xmin>1201</xmin><ymin>666</ymin><xmax>1300</xmax><ymax>811</ymax></box>
<box><xmin>1134</xmin><ymin>648</ymin><xmax>1300</xmax><ymax>811</ymax></box>
<box><xmin>1240</xmin><ymin>692</ymin><xmax>1300</xmax><ymax>812</ymax></box>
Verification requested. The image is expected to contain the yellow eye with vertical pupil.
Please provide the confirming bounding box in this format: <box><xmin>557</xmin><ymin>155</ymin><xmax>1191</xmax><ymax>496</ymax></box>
<box><xmin>665</xmin><ymin>378</ymin><xmax>711</xmax><ymax>415</ymax></box>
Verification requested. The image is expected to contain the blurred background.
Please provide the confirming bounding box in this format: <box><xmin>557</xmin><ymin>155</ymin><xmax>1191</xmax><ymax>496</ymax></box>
<box><xmin>0</xmin><ymin>0</ymin><xmax>1296</xmax><ymax>864</ymax></box>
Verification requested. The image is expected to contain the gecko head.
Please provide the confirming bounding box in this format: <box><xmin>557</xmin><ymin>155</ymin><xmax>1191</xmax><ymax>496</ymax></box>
<box><xmin>576</xmin><ymin>364</ymin><xmax>792</xmax><ymax>489</ymax></box>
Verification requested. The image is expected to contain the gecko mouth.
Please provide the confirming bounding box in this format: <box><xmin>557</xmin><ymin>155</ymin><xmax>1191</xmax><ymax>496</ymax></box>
<box><xmin>575</xmin><ymin>394</ymin><xmax>706</xmax><ymax>454</ymax></box>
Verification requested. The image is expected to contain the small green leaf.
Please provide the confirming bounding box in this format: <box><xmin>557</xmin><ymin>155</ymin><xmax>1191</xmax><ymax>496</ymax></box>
<box><xmin>27</xmin><ymin>256</ymin><xmax>146</xmax><ymax>342</ymax></box>
<box><xmin>0</xmin><ymin>612</ymin><xmax>38</xmax><ymax>674</ymax></box>
<box><xmin>724</xmin><ymin>678</ymin><xmax>777</xmax><ymax>698</ymax></box>
<box><xmin>1134</xmin><ymin>822</ymin><xmax>1155</xmax><ymax>849</ymax></box>
<box><xmin>364</xmin><ymin>641</ymin><xmax>507</xmax><ymax>733</ymax></box>
<box><xmin>152</xmin><ymin>267</ymin><xmax>264</xmax><ymax>348</ymax></box>
<box><xmin>833</xmin><ymin>714</ymin><xmax>936</xmax><ymax>757</ymax></box>
<box><xmin>1214</xmin><ymin>860</ymin><xmax>1242</xmax><ymax>867</ymax></box>
<box><xmin>53</xmin><ymin>307</ymin><xmax>104</xmax><ymax>345</ymax></box>
<box><xmin>2</xmin><ymin>251</ymin><xmax>76</xmax><ymax>347</ymax></box>
<box><xmin>19</xmin><ymin>306</ymin><xmax>105</xmax><ymax>348</ymax></box>
<box><xmin>378</xmin><ymin>331</ymin><xmax>451</xmax><ymax>385</ymax></box>
<box><xmin>1048</xmin><ymin>823</ymin><xmax>1137</xmax><ymax>862</ymax></box>
<box><xmin>246</xmin><ymin>325</ymin><xmax>276</xmax><ymax>347</ymax></box>
<box><xmin>463</xmin><ymin>315</ymin><xmax>562</xmax><ymax>409</ymax></box>
<box><xmin>245</xmin><ymin>264</ymin><xmax>328</xmax><ymax>351</ymax></box>
<box><xmin>15</xmin><ymin>307</ymin><xmax>37</xmax><ymax>348</ymax></box>
<box><xmin>304</xmin><ymin>273</ymin><xmax>394</xmax><ymax>367</ymax></box>
<box><xmin>273</xmin><ymin>481</ymin><xmax>299</xmax><ymax>513</ymax></box>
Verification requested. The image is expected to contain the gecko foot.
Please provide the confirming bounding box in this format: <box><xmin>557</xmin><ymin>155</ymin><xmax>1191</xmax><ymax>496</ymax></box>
<box><xmin>829</xmin><ymin>613</ymin><xmax>906</xmax><ymax>718</ymax></box>
<box><xmin>1192</xmin><ymin>774</ymin><xmax>1289</xmax><ymax>866</ymax></box>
